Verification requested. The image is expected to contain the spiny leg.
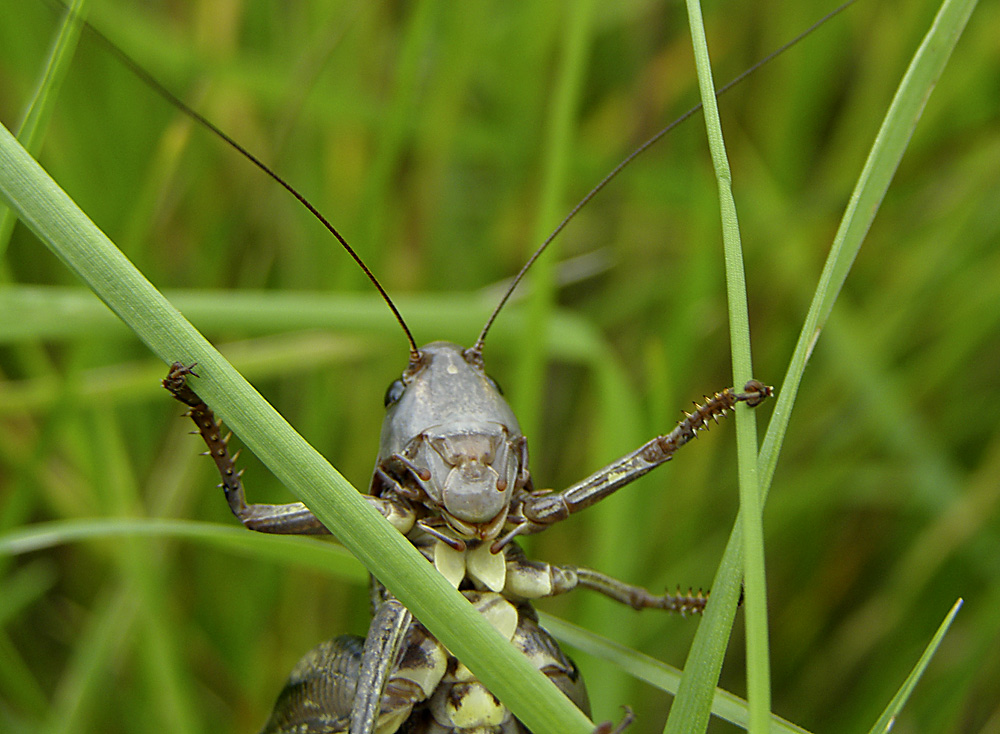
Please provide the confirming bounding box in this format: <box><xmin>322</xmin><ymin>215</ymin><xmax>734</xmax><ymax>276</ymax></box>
<box><xmin>500</xmin><ymin>543</ymin><xmax>709</xmax><ymax>616</ymax></box>
<box><xmin>571</xmin><ymin>567</ymin><xmax>708</xmax><ymax>615</ymax></box>
<box><xmin>163</xmin><ymin>362</ymin><xmax>331</xmax><ymax>534</ymax></box>
<box><xmin>163</xmin><ymin>362</ymin><xmax>416</xmax><ymax>536</ymax></box>
<box><xmin>495</xmin><ymin>380</ymin><xmax>773</xmax><ymax>549</ymax></box>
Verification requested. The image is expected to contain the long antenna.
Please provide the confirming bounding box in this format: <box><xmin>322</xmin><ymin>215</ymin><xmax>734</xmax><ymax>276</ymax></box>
<box><xmin>471</xmin><ymin>0</ymin><xmax>858</xmax><ymax>355</ymax></box>
<box><xmin>60</xmin><ymin>3</ymin><xmax>422</xmax><ymax>363</ymax></box>
<box><xmin>61</xmin><ymin>0</ymin><xmax>855</xmax><ymax>365</ymax></box>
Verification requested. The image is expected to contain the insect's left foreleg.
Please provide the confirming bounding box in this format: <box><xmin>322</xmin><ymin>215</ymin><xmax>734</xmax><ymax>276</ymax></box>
<box><xmin>496</xmin><ymin>381</ymin><xmax>773</xmax><ymax>549</ymax></box>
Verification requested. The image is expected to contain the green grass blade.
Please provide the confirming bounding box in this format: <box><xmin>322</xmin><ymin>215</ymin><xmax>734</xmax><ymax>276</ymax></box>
<box><xmin>758</xmin><ymin>0</ymin><xmax>980</xmax><ymax>496</ymax></box>
<box><xmin>865</xmin><ymin>599</ymin><xmax>963</xmax><ymax>733</ymax></box>
<box><xmin>666</xmin><ymin>1</ymin><xmax>770</xmax><ymax>732</ymax></box>
<box><xmin>667</xmin><ymin>0</ymin><xmax>977</xmax><ymax>731</ymax></box>
<box><xmin>542</xmin><ymin>614</ymin><xmax>812</xmax><ymax>734</ymax></box>
<box><xmin>0</xmin><ymin>518</ymin><xmax>366</xmax><ymax>582</ymax></box>
<box><xmin>0</xmin><ymin>284</ymin><xmax>593</xmax><ymax>348</ymax></box>
<box><xmin>0</xmin><ymin>0</ymin><xmax>88</xmax><ymax>265</ymax></box>
<box><xmin>0</xmin><ymin>123</ymin><xmax>594</xmax><ymax>734</ymax></box>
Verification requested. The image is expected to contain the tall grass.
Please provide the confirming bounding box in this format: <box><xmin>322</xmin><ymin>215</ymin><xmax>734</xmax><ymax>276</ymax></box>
<box><xmin>0</xmin><ymin>1</ymin><xmax>996</xmax><ymax>733</ymax></box>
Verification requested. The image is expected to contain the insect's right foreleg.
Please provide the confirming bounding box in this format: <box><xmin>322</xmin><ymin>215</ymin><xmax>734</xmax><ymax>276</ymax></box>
<box><xmin>163</xmin><ymin>362</ymin><xmax>332</xmax><ymax>534</ymax></box>
<box><xmin>163</xmin><ymin>362</ymin><xmax>415</xmax><ymax>536</ymax></box>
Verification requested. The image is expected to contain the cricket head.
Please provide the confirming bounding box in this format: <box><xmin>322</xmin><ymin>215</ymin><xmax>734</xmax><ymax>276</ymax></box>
<box><xmin>376</xmin><ymin>342</ymin><xmax>528</xmax><ymax>544</ymax></box>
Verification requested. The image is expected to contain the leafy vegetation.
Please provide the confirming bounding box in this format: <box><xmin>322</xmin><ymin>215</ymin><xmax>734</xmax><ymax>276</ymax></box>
<box><xmin>0</xmin><ymin>1</ymin><xmax>995</xmax><ymax>732</ymax></box>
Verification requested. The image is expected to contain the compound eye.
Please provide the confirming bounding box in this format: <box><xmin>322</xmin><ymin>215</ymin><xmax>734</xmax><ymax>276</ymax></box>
<box><xmin>486</xmin><ymin>374</ymin><xmax>503</xmax><ymax>395</ymax></box>
<box><xmin>384</xmin><ymin>379</ymin><xmax>406</xmax><ymax>408</ymax></box>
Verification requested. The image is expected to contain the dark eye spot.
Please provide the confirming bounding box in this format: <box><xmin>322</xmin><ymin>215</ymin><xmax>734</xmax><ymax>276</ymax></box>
<box><xmin>486</xmin><ymin>374</ymin><xmax>503</xmax><ymax>395</ymax></box>
<box><xmin>384</xmin><ymin>379</ymin><xmax>406</xmax><ymax>408</ymax></box>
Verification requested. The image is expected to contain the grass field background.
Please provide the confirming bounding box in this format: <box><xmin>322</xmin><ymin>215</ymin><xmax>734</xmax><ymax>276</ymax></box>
<box><xmin>1</xmin><ymin>0</ymin><xmax>998</xmax><ymax>732</ymax></box>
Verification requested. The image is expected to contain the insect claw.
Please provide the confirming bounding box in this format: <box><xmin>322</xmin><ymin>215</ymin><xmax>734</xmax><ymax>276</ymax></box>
<box><xmin>490</xmin><ymin>522</ymin><xmax>528</xmax><ymax>553</ymax></box>
<box><xmin>737</xmin><ymin>380</ymin><xmax>774</xmax><ymax>407</ymax></box>
<box><xmin>593</xmin><ymin>705</ymin><xmax>634</xmax><ymax>734</ymax></box>
<box><xmin>416</xmin><ymin>520</ymin><xmax>466</xmax><ymax>551</ymax></box>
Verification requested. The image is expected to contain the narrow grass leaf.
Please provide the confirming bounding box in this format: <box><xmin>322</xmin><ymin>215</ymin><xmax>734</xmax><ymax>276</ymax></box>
<box><xmin>542</xmin><ymin>614</ymin><xmax>812</xmax><ymax>734</ymax></box>
<box><xmin>0</xmin><ymin>0</ymin><xmax>88</xmax><ymax>263</ymax></box>
<box><xmin>666</xmin><ymin>0</ymin><xmax>976</xmax><ymax>731</ymax></box>
<box><xmin>864</xmin><ymin>599</ymin><xmax>963</xmax><ymax>733</ymax></box>
<box><xmin>758</xmin><ymin>0</ymin><xmax>980</xmax><ymax>496</ymax></box>
<box><xmin>668</xmin><ymin>1</ymin><xmax>770</xmax><ymax>732</ymax></box>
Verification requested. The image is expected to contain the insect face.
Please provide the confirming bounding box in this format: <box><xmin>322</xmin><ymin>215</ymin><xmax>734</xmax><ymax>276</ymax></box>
<box><xmin>377</xmin><ymin>342</ymin><xmax>526</xmax><ymax>541</ymax></box>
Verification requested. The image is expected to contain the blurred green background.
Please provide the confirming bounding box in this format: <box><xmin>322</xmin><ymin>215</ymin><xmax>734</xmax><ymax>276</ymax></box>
<box><xmin>1</xmin><ymin>0</ymin><xmax>998</xmax><ymax>732</ymax></box>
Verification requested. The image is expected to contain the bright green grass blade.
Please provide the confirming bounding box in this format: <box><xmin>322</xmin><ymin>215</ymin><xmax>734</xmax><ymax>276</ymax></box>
<box><xmin>666</xmin><ymin>1</ymin><xmax>770</xmax><ymax>732</ymax></box>
<box><xmin>0</xmin><ymin>518</ymin><xmax>365</xmax><ymax>583</ymax></box>
<box><xmin>865</xmin><ymin>599</ymin><xmax>963</xmax><ymax>733</ymax></box>
<box><xmin>0</xmin><ymin>123</ymin><xmax>594</xmax><ymax>734</ymax></box>
<box><xmin>542</xmin><ymin>613</ymin><xmax>811</xmax><ymax>734</ymax></box>
<box><xmin>0</xmin><ymin>0</ymin><xmax>88</xmax><ymax>264</ymax></box>
<box><xmin>666</xmin><ymin>0</ymin><xmax>977</xmax><ymax>731</ymax></box>
<box><xmin>758</xmin><ymin>0</ymin><xmax>980</xmax><ymax>496</ymax></box>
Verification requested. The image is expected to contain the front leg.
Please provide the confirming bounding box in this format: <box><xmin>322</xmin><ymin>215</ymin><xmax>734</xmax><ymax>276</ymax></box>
<box><xmin>163</xmin><ymin>362</ymin><xmax>415</xmax><ymax>535</ymax></box>
<box><xmin>494</xmin><ymin>380</ymin><xmax>772</xmax><ymax>549</ymax></box>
